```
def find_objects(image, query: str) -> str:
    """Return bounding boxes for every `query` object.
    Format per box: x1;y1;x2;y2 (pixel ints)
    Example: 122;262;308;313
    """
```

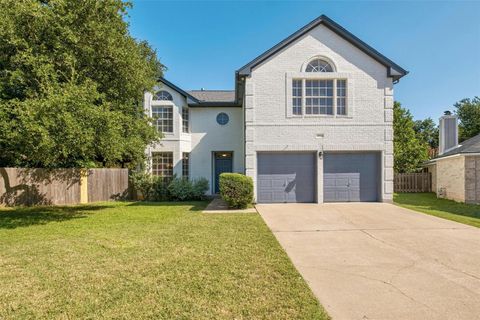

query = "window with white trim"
182;107;189;133
305;59;334;72
292;79;347;116
292;80;302;115
152;105;173;133
306;80;333;115
182;152;189;178
336;80;347;115
153;90;173;101
152;152;173;180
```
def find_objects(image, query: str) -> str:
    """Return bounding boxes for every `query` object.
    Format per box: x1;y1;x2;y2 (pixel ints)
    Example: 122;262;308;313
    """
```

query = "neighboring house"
143;14;408;203
425;114;480;204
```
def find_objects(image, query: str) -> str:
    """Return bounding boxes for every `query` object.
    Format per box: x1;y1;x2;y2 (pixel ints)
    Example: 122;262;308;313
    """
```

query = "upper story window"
216;112;229;125
336;80;347;115
153;90;173;101
182;107;189;133
291;56;346;117
305;59;334;72
152;105;173;133
292;80;302;115
306;80;333;115
292;79;347;116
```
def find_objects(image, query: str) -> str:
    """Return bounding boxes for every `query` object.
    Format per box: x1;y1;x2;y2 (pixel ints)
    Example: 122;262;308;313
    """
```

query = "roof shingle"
437;134;480;158
187;90;235;103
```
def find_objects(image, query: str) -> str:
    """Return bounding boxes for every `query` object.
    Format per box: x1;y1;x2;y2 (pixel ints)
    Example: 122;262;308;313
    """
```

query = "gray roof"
236;14;408;81
437;134;480;158
158;77;199;102
187;90;235;103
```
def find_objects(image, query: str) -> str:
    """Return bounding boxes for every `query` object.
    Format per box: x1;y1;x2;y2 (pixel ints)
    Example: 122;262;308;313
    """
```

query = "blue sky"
128;0;480;121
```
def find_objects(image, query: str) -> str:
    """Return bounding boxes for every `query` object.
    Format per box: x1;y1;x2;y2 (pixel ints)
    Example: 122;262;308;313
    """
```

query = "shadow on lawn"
0;205;113;229
127;201;208;212
395;193;480;219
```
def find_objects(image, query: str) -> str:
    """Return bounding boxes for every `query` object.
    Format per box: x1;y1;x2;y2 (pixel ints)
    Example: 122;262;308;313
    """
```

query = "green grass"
0;202;328;320
394;193;480;228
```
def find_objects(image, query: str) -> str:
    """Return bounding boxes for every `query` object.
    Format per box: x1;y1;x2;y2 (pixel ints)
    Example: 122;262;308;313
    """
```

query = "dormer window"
305;59;334;72
153;90;173;101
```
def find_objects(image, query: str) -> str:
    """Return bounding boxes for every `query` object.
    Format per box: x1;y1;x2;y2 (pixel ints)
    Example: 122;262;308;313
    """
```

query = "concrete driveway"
257;203;480;320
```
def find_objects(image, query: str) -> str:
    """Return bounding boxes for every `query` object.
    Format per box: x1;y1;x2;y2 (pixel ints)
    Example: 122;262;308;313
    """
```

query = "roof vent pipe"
438;113;459;155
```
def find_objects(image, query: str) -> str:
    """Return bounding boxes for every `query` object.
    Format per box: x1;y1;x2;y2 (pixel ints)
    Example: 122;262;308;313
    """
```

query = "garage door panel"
257;153;316;203
258;192;273;202
324;153;379;202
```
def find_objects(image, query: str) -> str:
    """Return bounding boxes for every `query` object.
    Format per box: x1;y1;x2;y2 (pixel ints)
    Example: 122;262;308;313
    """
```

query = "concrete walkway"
257;203;480;320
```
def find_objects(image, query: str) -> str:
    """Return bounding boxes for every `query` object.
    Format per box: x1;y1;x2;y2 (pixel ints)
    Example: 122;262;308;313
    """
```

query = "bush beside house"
130;172;208;201
219;173;254;209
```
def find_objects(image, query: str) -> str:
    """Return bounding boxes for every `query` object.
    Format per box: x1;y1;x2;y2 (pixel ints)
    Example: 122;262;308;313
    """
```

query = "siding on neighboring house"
435;156;466;202
426;163;437;192
244;23;393;202
465;156;480;204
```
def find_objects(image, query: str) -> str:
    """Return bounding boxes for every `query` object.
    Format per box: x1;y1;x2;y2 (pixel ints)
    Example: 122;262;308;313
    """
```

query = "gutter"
424;152;480;164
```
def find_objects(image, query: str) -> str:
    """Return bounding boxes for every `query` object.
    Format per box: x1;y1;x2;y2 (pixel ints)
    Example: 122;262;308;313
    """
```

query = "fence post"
79;169;88;204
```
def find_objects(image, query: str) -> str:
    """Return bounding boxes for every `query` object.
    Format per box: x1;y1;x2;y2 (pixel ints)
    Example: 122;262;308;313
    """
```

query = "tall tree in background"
414;118;439;150
393;102;429;173
454;97;480;142
0;0;163;168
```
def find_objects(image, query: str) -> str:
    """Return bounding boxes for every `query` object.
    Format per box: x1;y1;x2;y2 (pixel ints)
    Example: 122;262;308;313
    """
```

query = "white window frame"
151;152;174;180
153;90;173;101
182;107;189;133
151;104;173;133
285;72;354;118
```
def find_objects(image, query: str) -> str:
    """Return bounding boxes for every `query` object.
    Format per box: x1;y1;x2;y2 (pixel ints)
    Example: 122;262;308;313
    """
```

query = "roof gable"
158;77;199;103
236;15;408;81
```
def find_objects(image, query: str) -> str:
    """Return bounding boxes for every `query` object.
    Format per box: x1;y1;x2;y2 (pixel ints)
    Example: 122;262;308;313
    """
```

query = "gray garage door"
257;152;316;203
324;152;380;202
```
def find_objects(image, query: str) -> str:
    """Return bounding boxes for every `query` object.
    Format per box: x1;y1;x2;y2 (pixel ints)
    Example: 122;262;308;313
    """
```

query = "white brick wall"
245;24;394;202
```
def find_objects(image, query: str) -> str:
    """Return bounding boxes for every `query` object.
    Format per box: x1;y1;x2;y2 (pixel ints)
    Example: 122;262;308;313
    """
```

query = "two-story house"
143;14;407;203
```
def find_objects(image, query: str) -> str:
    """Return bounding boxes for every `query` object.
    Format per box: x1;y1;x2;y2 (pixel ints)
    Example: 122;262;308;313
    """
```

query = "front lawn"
0;202;328;319
394;193;480;228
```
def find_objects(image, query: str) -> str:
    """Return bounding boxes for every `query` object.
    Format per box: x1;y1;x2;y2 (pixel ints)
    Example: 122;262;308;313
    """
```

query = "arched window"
305;59;334;72
153;90;173;101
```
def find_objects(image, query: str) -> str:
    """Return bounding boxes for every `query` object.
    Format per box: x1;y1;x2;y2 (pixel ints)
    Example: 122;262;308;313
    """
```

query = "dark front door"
214;152;233;193
257;152;316;203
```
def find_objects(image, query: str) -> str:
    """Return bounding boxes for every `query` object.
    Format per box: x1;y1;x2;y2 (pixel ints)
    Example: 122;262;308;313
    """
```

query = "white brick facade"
144;15;405;202
244;24;394;202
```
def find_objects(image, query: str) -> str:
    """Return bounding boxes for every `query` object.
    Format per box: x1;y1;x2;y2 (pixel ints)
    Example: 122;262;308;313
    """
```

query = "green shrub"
168;177;209;201
149;176;169;201
168;177;193;201
130;171;209;202
129;171;153;200
219;173;253;209
191;178;209;200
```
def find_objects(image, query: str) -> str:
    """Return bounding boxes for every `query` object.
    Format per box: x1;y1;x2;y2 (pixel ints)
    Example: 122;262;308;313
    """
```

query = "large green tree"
393;102;429;173
0;0;163;168
454;97;480;142
414;118;439;150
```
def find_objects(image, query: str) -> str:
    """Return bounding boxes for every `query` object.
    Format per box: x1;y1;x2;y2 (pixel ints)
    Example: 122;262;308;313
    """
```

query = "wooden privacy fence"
0;168;129;206
394;172;432;193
